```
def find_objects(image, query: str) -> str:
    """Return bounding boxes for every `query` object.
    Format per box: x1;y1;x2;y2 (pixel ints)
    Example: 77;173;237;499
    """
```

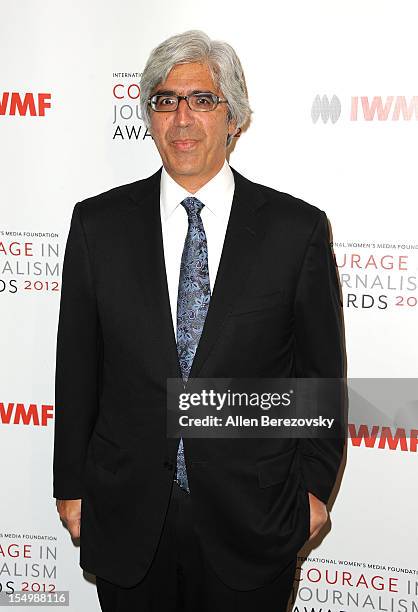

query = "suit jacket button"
163;460;174;471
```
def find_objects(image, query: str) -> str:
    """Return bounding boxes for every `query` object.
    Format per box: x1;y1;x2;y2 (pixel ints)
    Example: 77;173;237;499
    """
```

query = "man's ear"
227;118;239;138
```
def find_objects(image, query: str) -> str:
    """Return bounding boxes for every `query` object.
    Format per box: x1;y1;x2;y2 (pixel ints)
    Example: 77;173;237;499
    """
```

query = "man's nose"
174;98;194;126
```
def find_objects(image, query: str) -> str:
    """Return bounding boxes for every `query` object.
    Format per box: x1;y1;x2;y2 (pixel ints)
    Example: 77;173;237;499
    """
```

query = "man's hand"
56;499;81;539
307;492;328;541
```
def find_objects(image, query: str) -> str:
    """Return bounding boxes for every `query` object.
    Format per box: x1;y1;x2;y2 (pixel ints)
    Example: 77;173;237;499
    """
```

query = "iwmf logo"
0;92;52;116
312;95;418;123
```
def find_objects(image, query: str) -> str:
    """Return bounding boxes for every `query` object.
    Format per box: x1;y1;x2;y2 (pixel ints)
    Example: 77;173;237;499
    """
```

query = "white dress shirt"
160;159;235;340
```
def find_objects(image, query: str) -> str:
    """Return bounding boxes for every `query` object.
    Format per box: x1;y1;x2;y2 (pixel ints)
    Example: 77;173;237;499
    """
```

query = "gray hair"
140;30;252;146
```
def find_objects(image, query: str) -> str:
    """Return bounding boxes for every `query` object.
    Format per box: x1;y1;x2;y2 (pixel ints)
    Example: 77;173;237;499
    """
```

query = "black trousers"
96;481;297;612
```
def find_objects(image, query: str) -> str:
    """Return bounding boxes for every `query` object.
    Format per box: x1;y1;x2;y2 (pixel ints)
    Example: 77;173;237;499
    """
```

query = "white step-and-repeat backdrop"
1;1;417;609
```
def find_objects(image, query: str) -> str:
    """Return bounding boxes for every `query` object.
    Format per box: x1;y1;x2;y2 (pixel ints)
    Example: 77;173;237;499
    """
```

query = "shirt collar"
160;159;234;221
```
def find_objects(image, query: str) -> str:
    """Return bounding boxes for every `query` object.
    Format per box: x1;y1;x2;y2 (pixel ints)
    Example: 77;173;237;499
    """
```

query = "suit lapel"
127;166;267;381
127;169;182;380
188;167;267;379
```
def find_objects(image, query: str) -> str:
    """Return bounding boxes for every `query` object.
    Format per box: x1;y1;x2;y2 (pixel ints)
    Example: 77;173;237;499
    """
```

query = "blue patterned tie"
175;197;211;493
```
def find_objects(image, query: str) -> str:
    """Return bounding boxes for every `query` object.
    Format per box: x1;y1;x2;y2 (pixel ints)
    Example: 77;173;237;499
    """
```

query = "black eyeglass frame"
147;92;228;112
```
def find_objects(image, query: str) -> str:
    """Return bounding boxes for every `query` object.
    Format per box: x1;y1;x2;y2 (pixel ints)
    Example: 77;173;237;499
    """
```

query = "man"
54;30;345;611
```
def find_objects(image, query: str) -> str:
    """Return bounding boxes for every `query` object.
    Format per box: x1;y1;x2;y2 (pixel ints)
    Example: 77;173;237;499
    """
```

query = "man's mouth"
170;139;198;151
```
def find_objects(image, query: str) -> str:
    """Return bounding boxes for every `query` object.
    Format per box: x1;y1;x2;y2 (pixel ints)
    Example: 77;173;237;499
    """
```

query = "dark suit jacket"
53;166;345;590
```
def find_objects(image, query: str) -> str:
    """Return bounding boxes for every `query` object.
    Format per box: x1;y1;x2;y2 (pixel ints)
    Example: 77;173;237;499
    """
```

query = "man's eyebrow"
152;89;176;96
151;89;215;96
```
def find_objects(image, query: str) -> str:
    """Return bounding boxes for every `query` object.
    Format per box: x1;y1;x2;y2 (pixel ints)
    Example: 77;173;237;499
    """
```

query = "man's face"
148;62;236;191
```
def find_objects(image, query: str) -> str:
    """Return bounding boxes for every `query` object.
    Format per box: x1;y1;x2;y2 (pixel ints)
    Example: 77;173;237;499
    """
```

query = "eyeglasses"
148;92;228;112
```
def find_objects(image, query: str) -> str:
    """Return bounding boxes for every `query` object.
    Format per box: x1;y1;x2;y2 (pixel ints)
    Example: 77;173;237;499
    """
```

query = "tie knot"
181;196;204;218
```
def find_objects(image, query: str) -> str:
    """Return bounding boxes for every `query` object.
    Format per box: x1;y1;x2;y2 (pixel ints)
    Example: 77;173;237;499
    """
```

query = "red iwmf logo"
349;424;418;452
351;96;418;121
0;92;52;116
0;402;53;426
312;95;418;122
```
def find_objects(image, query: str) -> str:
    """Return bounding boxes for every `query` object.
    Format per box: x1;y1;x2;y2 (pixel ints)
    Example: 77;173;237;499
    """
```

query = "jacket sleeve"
53;201;101;500
294;209;346;504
